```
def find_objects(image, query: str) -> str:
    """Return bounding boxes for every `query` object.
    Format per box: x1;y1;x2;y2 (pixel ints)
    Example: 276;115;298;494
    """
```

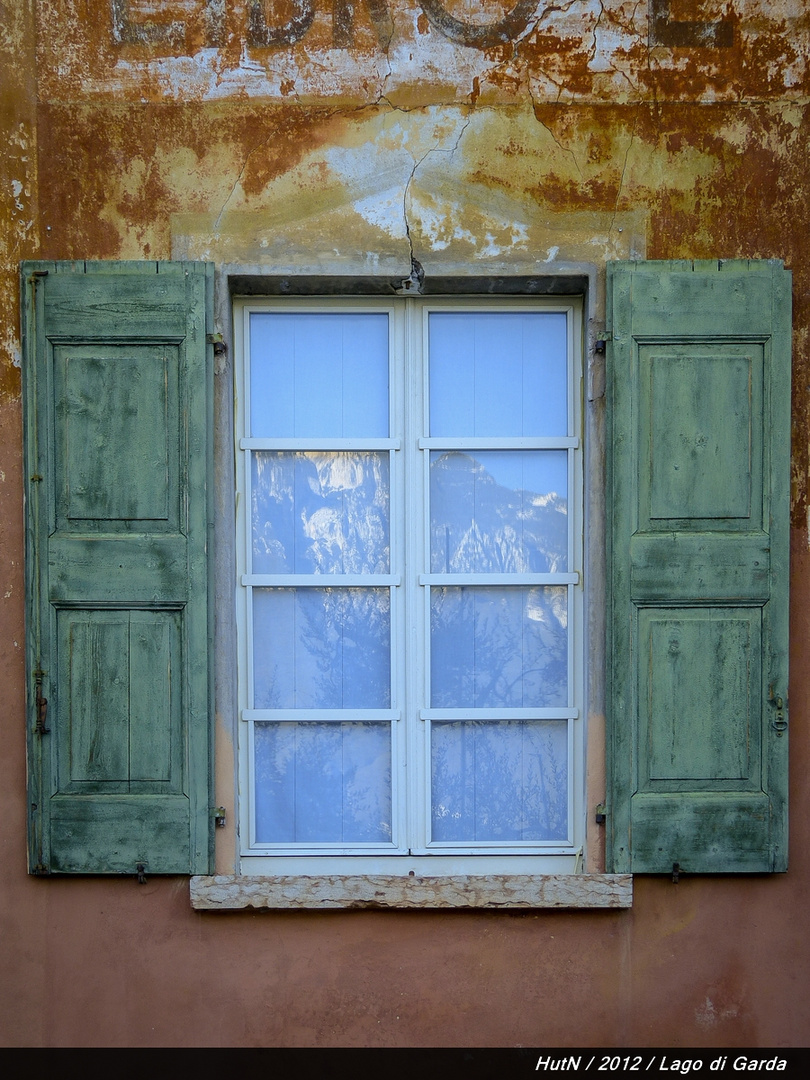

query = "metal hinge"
594;331;612;354
206;333;227;355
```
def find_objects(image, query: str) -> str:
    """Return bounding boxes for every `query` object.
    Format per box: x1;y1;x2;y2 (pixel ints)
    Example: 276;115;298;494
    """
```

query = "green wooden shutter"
606;259;791;874
22;261;214;875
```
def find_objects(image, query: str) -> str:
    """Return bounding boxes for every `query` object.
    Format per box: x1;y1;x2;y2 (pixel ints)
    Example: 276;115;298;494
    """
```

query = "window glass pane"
431;720;568;842
429;312;567;437
430;586;568;708
250;313;389;437
255;721;392;843
430;450;567;573
252;451;390;574
253;588;391;709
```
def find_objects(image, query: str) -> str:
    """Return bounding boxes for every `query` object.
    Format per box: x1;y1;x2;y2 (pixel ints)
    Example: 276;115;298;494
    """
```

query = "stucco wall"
1;0;809;1047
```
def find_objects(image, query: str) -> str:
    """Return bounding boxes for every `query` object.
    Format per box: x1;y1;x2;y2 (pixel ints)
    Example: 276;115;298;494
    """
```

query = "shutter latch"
34;669;49;735
769;692;788;737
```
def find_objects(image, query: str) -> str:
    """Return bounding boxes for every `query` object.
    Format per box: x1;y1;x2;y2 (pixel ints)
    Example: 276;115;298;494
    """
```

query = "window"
22;260;789;893
234;297;584;873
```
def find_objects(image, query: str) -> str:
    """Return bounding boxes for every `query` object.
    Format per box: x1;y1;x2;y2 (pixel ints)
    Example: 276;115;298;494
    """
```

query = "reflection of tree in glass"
431;721;568;842
431;587;567;708
430;452;567;574
297;588;391;709
252;452;389;574
254;722;392;844
253;588;391;710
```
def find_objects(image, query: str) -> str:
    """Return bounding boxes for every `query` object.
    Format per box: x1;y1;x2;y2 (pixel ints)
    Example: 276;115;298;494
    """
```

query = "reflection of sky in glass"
429;312;567;437
250;313;389;437
430;451;567;573
255;721;392;843
252;451;390;575
431;720;568;841
253;588;391;709
431;587;568;708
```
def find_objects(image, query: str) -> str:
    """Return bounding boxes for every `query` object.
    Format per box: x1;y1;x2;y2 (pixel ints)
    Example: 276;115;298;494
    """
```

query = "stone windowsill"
190;873;633;910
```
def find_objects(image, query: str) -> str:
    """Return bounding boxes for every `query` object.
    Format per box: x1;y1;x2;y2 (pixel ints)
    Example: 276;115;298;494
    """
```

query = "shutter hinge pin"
595;804;606;824
136;864;148;884
671;862;681;884
212;807;226;828
594;331;612;354
206;333;227;355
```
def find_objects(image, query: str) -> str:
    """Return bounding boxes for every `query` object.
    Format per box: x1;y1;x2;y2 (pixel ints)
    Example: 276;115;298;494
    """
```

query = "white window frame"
233;294;585;877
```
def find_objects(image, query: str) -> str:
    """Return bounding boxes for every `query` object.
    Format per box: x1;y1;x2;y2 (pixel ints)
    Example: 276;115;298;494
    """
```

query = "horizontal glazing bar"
245;844;401;853
242;438;401;450
243;575;401;587
244;709;401;722
420;573;577;586
419;437;578;450
423;843;577;852
421;708;577;721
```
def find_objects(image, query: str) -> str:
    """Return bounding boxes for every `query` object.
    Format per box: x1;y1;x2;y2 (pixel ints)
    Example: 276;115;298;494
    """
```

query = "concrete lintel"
190;873;633;910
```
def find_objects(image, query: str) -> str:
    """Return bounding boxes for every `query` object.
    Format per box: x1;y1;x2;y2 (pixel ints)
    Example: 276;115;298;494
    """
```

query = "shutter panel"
606;259;791;874
22;261;214;875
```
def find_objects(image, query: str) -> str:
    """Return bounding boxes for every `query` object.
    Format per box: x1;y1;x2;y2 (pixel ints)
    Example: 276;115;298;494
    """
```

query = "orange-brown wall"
2;0;809;1047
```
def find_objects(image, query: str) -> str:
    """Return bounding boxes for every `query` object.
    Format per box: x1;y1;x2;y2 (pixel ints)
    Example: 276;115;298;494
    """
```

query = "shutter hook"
136;864;148;885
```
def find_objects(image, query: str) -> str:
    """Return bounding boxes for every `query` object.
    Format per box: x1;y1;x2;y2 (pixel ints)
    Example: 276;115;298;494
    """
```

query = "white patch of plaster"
3;330;22;369
544;246;560;262
479;224;529;257
352;191;409;240
695;996;741;1028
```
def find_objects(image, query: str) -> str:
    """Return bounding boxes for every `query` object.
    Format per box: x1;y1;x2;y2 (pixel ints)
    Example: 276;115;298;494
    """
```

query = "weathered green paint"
606;260;791;875
22;260;214;875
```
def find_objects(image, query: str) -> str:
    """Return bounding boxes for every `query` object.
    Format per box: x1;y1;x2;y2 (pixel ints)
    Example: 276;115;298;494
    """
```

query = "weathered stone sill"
190;874;633;910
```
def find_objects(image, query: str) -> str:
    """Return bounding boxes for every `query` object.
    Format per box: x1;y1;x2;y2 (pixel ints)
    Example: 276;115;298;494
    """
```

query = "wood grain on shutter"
22;261;213;875
606;260;791;874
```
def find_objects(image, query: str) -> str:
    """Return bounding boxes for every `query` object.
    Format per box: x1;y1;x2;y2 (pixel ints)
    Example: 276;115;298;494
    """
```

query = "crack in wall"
402;111;472;265
529;93;585;179
608;109;638;240
213;136;269;233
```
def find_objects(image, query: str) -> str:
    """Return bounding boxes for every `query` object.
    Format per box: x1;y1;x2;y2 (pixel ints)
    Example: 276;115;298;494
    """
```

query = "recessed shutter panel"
22;261;214;875
607;260;791;874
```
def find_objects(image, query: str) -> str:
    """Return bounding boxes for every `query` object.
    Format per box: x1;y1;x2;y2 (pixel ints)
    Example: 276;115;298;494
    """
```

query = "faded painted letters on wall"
37;0;798;104
109;0;733;52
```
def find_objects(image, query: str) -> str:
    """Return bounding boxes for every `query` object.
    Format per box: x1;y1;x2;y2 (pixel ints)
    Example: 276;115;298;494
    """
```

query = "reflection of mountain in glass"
430;451;567;573
429;452;569;708
252;451;390;575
